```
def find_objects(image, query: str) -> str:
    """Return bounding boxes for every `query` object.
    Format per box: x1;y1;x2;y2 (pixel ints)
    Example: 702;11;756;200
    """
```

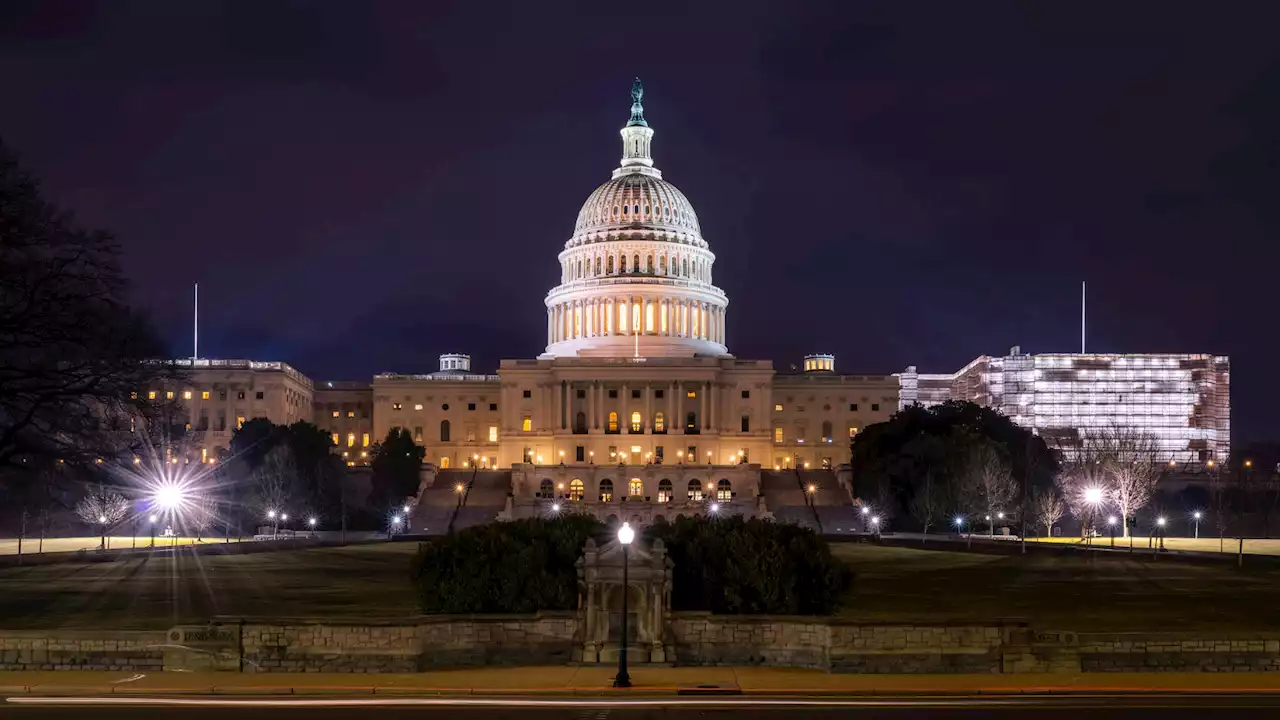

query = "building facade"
898;347;1231;463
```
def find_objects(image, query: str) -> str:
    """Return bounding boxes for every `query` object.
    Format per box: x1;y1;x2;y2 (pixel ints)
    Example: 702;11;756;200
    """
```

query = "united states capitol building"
165;83;1230;530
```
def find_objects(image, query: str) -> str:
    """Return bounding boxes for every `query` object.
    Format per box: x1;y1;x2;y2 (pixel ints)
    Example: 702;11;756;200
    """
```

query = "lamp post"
267;510;278;540
1083;487;1104;551
870;516;881;538
308;517;317;536
1193;511;1201;540
613;521;635;688
149;515;157;548
390;515;402;539
1156;516;1166;553
1107;516;1117;548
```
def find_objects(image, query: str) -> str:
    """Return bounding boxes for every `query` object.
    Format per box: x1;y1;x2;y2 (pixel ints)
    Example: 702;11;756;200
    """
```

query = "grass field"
0;542;421;629
1023;535;1280;556
0;536;246;556
834;543;1280;631
4;540;1280;632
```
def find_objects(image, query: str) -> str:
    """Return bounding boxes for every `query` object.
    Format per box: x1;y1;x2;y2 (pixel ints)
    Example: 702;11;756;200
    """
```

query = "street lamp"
551;502;561;514
1107;516;1117;547
709;502;720;514
267;510;279;539
308;517;317;531
870;516;881;537
149;514;157;548
1083;487;1104;548
1193;511;1202;540
614;522;635;688
954;516;964;531
1156;516;1167;553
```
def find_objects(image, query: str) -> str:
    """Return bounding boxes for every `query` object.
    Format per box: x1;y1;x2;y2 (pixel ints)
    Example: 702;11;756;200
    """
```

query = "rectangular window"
347;433;356;447
632;389;641;399
347;410;355;418
576;445;585;462
466;427;475;442
131;391;138;400
523;446;533;462
849;427;859;438
362;432;370;447
655;446;664;462
148;391;156;400
609;445;618;460
490;403;498;411
393;402;403;411
183;390;192;400
414;403;423;411
849;403;858;411
332;432;340;445
219;391;227;400
523;389;532;399
576;389;586;399
522;416;532;432
414;426;423;442
775;427;784;443
468;403;476;411
741;416;750;432
741;390;750;399
655;389;664;399
166;391;175;400
871;403;880;412
218;413;226;431
608;389;618;399
822;457;832;470
332;410;340;418
687;391;696;398
687;446;697;461
489;426;498;442
256;391;264;400
237;391;246;400
201;391;210;400
236;415;246;429
774;403;783;411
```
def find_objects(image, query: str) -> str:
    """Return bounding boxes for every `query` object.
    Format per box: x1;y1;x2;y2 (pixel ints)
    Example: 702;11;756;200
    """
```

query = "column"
699;382;707;431
668;380;678;434
551;381;560;432
708;381;716;430
587;380;596;432
542;382;553;431
547;309;554;344
560;380;568;430
645;383;653;432
595;382;603;429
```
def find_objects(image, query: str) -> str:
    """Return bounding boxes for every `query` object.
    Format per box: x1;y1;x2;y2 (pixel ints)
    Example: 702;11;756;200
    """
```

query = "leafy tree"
368;427;425;512
850;401;1055;528
0;141;178;471
74;484;129;549
225;419;343;526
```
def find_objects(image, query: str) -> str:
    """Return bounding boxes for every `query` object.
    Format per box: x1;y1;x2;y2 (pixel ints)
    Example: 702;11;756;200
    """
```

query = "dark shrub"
411;515;603;614
648;515;852;615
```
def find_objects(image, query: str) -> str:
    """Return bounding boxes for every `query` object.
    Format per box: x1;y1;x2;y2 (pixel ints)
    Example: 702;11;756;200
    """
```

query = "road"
5;695;1280;718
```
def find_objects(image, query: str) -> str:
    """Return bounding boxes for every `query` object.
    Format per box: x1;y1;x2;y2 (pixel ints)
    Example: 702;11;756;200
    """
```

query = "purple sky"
2;1;1277;440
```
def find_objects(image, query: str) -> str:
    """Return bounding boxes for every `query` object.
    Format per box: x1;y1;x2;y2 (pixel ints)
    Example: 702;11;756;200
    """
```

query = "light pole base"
612;673;632;688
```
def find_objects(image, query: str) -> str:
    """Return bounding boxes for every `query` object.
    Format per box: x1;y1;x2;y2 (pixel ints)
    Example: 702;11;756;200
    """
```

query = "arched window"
622;204;629;215
687;479;703;502
630;411;642;433
577;260;582;278
660;256;667;275
575;411;587;434
607;256;614;274
645;301;654;332
716;479;732;502
686;411;697;432
569;478;584;501
633;204;639;215
440;456;450;468
599;479;614;502
629;478;643;496
633;254;640;271
654;412;665;433
692;260;698;278
658;479;672;503
682;258;689;276
608;411;619;433
821;420;833;442
539;478;554;498
620;255;627;273
440;419;450;442
647;255;654;273
595;257;601;275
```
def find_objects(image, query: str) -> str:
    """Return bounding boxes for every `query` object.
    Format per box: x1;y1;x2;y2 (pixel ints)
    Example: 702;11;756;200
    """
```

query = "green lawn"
834;542;1280;631
0;543;421;630
6;539;1280;632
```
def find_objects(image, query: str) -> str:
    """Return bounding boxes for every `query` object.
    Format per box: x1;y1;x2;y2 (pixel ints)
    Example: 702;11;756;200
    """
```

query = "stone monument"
575;535;673;663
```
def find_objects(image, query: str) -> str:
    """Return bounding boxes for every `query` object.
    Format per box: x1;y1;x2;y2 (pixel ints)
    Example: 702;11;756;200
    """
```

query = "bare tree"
0;143;178;471
908;470;948;540
188;495;217;541
1207;464;1235;554
251;445;295;522
1085;426;1162;538
73;485;129;549
961;442;1018;537
1034;488;1066;539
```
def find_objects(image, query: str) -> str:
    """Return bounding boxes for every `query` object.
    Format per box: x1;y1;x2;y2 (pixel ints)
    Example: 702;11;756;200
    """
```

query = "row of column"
547;297;725;346
546;379;718;432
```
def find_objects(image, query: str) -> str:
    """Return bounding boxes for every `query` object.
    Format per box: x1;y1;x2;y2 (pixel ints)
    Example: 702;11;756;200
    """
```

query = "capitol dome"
543;80;729;359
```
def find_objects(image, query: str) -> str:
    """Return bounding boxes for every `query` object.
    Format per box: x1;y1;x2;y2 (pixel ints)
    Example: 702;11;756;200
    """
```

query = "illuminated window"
236;416;245;429
687;480;703;502
237;391;245;400
347;410;355;418
201;448;208;464
658;479;672;503
849;427;859;438
608;412;619;433
599;479;614;502
414;403;423;411
202;391;211;400
332;410;340;418
440;457;450;469
654;412;665;433
821;421;833;442
489;426;498;442
630;411;642;433
130;391;138;400
183;390;192;400
775;427;784;443
393;403;403;411
148;391;156;400
569;479;584;501
687;390;696;399
362;433;370;447
346;433;355;447
332;432;340;445
629;478;643;496
166;391;175;400
522;416;532;432
774;403;783;412
716;479;732;502
645;302;654;332
415;426;424;441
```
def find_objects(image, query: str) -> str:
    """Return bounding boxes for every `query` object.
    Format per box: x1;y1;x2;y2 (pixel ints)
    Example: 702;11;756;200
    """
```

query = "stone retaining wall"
1079;633;1280;673
0;630;165;671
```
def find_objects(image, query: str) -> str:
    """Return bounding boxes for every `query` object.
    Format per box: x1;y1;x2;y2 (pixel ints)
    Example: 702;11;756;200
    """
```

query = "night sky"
2;2;1277;440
